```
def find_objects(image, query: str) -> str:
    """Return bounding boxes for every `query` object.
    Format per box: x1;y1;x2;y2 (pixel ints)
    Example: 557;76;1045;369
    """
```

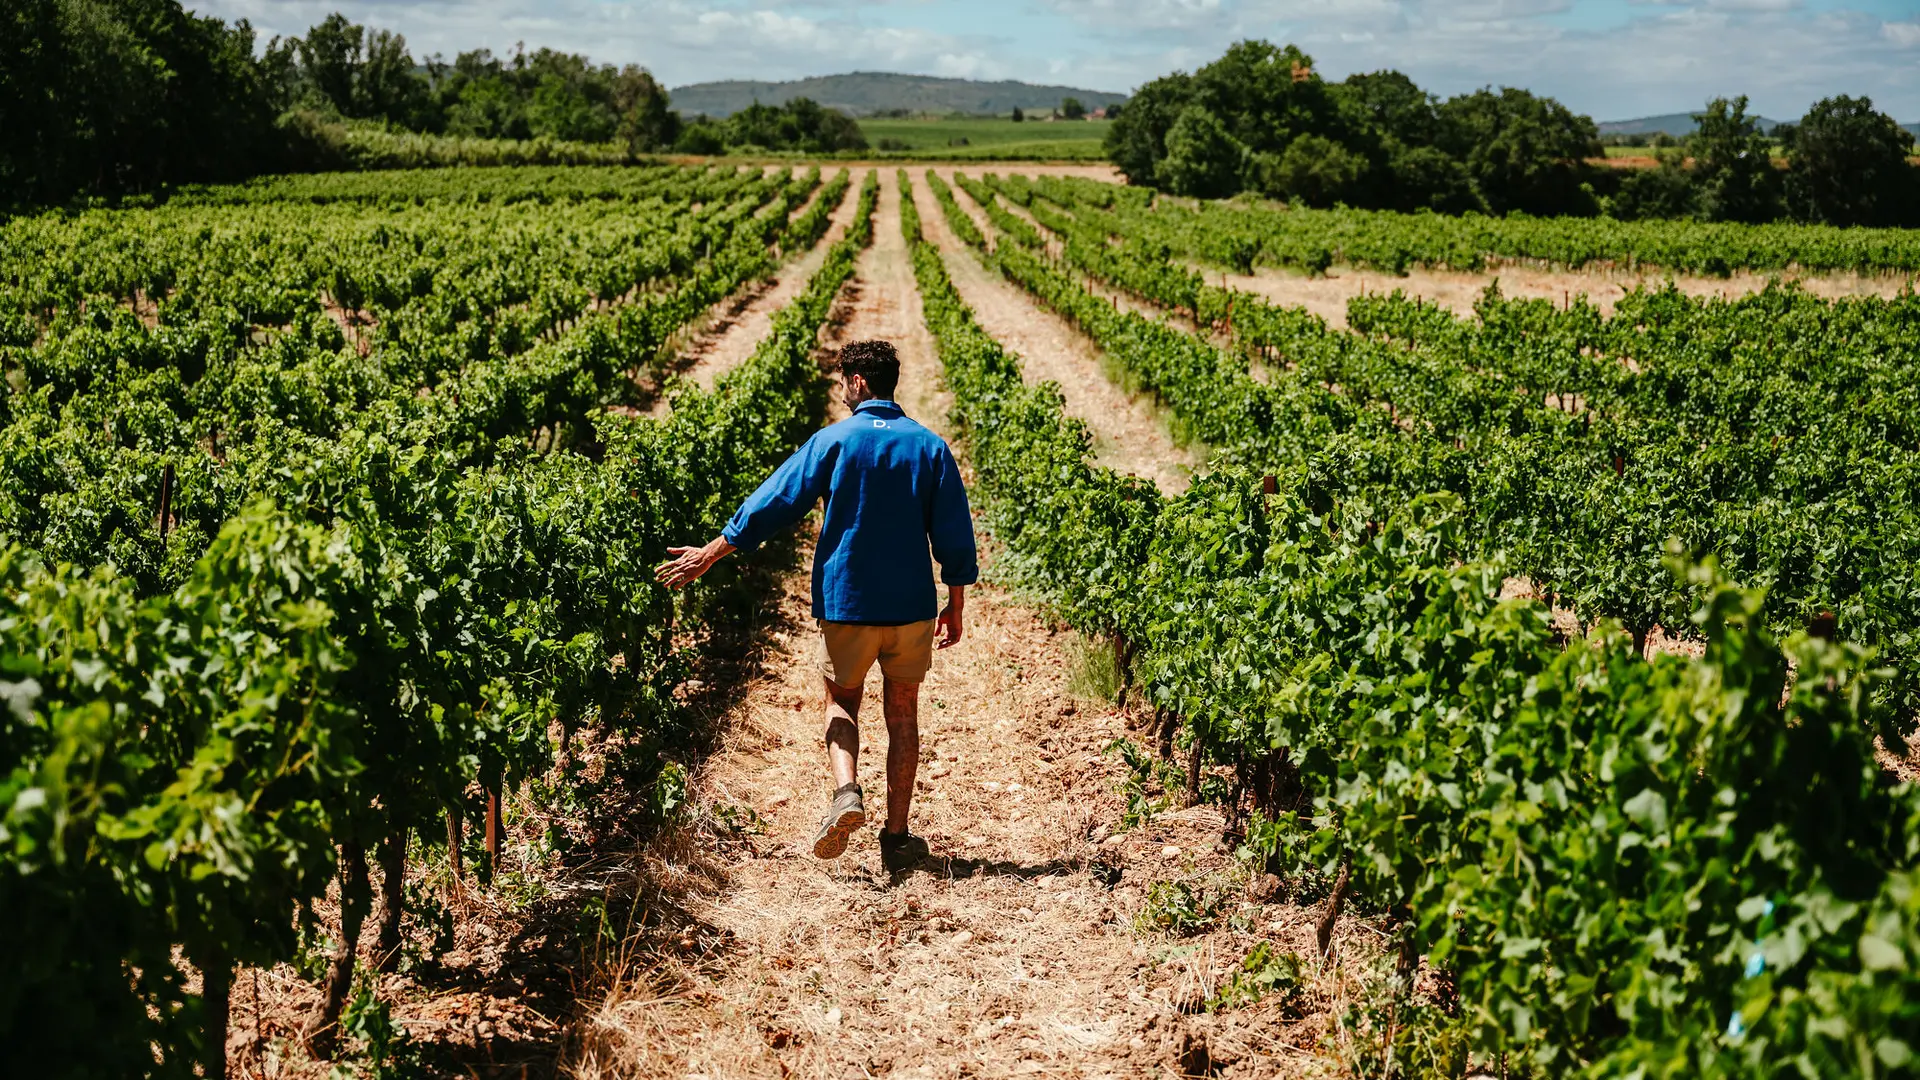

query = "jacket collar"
854;398;904;418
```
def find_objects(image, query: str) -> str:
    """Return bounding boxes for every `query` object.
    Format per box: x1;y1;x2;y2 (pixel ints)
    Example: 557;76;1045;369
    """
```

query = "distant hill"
1602;112;1920;140
668;72;1127;118
1598;112;1783;136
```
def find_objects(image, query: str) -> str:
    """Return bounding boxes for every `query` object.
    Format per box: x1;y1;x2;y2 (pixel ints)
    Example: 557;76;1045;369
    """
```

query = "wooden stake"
444;803;465;900
1316;854;1353;958
485;788;502;869
157;463;174;540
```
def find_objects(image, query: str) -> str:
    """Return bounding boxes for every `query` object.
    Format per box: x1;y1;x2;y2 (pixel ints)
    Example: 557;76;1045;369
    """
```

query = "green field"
857;117;1111;160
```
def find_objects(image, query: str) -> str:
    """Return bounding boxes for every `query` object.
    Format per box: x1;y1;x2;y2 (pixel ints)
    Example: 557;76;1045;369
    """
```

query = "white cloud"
1885;20;1920;48
1700;0;1801;11
199;0;1022;86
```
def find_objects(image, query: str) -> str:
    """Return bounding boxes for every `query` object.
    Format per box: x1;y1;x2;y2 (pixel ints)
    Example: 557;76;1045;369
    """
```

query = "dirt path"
1218;261;1919;328
921;173;1201;495
834;172;949;426
568;171;1350;1080
652;180;861;407
982;185;1239;349
952;170;1915;326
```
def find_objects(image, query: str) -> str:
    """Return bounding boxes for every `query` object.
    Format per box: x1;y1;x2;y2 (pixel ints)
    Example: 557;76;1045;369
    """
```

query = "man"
655;340;977;873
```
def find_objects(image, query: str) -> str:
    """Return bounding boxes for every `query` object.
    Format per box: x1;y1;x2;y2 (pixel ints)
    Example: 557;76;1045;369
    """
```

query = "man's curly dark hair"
837;339;900;399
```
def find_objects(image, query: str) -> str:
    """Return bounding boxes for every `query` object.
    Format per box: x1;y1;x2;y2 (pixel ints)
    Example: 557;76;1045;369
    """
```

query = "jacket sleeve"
928;444;979;587
721;434;832;552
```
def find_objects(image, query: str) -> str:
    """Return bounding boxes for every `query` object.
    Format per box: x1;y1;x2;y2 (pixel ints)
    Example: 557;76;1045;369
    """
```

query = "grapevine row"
0;168;878;1075
1022;173;1920;275
963;171;1920;726
909;168;1920;1077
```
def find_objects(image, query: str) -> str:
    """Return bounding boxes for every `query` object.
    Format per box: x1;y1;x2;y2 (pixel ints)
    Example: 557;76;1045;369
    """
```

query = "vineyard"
6;154;1920;1079
0;162;878;1076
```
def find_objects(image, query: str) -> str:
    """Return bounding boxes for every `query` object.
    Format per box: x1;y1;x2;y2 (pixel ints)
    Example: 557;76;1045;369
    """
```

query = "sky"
193;0;1920;121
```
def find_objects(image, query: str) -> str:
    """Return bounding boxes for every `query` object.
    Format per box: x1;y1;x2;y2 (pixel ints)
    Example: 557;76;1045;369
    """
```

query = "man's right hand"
655;537;734;590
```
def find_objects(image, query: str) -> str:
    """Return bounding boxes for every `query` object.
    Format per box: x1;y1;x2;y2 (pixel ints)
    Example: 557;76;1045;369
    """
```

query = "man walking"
655;340;977;873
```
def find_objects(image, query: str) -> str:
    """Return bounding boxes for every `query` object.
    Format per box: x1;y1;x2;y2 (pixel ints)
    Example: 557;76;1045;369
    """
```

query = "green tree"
724;99;865;153
0;0;279;203
1331;70;1446;208
1061;96;1086;120
1011;105;1025;122
1253;133;1368;206
1104;72;1192;185
612;66;678;154
1154;105;1243;198
296;13;361;115
289;15;430;128
356;28;429;127
1101;41;1607;215
1188;40;1344;158
673;120;726;155
1608;151;1698;220
1436;87;1601;214
445;76;523;138
1786;95;1917;227
1335;70;1439;149
526;72;613;141
1386;144;1482;213
1687;95;1780;222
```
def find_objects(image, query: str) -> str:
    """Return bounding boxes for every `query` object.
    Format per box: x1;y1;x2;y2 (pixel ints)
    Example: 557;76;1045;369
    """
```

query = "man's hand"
935;586;966;649
655;537;734;590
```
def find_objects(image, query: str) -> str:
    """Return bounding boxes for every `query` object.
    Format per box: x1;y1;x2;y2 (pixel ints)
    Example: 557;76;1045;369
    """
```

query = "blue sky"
197;0;1920;120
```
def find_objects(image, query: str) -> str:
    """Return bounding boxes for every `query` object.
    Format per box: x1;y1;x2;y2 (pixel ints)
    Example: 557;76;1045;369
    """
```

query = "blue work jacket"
722;399;978;624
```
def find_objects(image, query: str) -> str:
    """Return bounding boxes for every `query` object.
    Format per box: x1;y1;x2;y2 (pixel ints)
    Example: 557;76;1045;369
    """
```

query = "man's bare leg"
825;678;863;787
813;677;869;860
881;677;920;834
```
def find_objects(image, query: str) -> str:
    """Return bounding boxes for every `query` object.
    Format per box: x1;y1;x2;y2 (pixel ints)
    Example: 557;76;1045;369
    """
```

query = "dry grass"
558;552;1386;1080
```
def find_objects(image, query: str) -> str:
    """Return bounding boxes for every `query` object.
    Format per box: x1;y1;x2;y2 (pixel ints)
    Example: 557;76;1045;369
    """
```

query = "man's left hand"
935;591;965;649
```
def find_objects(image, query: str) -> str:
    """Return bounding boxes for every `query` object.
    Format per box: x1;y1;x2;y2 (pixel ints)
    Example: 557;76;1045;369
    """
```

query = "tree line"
1107;40;1920;228
0;0;867;205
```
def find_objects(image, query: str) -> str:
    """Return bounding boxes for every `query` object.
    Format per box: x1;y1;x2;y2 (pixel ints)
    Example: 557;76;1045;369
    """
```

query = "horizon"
658;72;1917;125
193;1;1920;121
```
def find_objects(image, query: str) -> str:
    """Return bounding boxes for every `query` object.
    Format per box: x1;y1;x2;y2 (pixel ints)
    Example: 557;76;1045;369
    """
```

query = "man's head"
837;340;899;407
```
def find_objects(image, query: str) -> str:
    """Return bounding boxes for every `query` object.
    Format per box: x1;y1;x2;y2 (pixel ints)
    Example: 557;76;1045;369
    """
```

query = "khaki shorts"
820;619;936;687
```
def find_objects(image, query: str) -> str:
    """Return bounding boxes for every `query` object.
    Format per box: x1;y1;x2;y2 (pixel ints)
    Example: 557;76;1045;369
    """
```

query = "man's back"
721;398;976;624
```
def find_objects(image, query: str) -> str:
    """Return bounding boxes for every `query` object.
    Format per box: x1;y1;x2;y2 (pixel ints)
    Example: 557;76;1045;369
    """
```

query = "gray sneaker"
812;783;866;859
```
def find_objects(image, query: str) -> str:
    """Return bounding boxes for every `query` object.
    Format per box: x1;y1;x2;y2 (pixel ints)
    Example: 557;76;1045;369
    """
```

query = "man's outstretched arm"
655;436;828;590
